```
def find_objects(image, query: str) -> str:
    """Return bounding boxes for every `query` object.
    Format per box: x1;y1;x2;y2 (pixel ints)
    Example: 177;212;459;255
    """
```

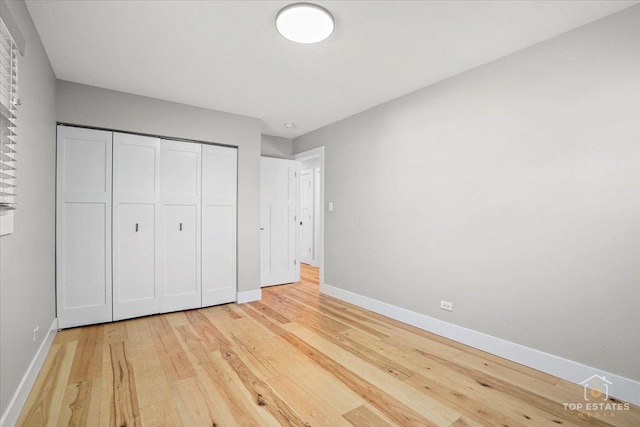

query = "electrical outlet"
440;300;453;312
33;326;39;341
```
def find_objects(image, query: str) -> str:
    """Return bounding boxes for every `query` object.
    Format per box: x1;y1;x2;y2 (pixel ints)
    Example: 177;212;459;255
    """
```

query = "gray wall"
294;6;640;381
0;0;57;416
56;81;262;293
261;134;293;159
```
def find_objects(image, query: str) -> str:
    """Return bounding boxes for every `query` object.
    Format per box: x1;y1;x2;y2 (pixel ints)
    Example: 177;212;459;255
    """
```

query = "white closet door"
201;145;237;307
56;126;113;329
160;140;201;313
113;133;161;320
260;157;297;286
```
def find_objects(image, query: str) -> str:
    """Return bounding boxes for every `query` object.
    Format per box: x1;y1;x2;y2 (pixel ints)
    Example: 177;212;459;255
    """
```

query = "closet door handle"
135;223;139;232
179;223;183;231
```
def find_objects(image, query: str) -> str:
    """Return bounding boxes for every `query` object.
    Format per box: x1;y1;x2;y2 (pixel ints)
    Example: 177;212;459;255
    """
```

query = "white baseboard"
236;289;262;304
1;318;58;427
321;283;640;406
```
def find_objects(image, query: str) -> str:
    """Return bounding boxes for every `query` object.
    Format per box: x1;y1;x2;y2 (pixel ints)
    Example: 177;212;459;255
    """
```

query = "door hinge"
294;259;297;265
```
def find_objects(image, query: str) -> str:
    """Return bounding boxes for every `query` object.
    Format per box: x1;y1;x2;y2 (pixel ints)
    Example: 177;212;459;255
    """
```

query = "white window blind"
0;17;18;214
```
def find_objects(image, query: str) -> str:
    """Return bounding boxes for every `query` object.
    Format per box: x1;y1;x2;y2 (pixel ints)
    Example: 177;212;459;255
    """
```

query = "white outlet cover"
440;300;453;311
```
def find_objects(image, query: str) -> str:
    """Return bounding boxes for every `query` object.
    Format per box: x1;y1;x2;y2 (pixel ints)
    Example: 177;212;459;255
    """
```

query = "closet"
56;125;237;329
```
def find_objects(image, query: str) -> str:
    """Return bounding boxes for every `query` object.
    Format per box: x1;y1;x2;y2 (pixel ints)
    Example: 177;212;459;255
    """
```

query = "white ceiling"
26;0;638;138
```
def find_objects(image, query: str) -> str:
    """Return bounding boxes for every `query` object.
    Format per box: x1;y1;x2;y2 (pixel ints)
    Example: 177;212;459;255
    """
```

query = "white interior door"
160;140;201;313
113;132;161;320
56;126;113;329
313;167;321;267
261;157;296;286
202;145;237;306
299;169;314;265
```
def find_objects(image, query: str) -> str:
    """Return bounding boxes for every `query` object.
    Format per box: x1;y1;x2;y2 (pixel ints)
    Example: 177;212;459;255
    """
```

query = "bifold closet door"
202;145;237;306
113;133;161;321
56;126;113;329
160;140;201;312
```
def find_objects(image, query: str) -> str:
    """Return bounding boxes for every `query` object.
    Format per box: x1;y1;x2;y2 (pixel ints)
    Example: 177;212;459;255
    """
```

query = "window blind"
0;17;18;213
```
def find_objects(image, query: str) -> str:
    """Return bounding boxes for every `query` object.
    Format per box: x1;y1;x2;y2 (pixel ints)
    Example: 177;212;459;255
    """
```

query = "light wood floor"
18;264;639;426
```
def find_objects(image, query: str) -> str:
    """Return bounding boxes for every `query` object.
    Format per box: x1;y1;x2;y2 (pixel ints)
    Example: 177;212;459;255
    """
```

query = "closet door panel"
116;204;156;303
62;203;107;309
164;148;198;197
113;132;161;321
62;137;108;193
202;205;234;301
202;145;237;307
117;144;157;194
56;126;112;329
160;140;201;312
164;205;198;296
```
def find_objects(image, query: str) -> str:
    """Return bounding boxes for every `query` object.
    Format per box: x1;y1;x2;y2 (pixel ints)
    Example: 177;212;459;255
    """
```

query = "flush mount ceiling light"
283;123;297;128
276;3;335;44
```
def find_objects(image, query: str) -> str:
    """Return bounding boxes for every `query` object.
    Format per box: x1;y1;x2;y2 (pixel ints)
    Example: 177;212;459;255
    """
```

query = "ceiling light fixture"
284;123;297;128
276;3;335;44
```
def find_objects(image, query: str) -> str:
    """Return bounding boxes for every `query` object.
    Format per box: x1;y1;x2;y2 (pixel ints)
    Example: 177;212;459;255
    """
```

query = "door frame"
293;147;325;285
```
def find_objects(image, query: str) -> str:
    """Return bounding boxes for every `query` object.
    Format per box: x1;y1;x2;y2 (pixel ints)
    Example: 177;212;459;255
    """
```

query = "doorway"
293;147;325;285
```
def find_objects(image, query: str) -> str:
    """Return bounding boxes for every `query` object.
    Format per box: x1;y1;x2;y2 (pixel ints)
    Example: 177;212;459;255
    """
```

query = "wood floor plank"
449;415;488;427
176;317;270;426
343;404;396;427
17;342;77;427
239;303;289;336
298;321;414;381
55;379;102;427
286;322;464;425
339;297;561;387
17;264;638;426
109;341;141;427
184;309;224;352
192;362;265;426
404;372;532;427
280;329;450;426
139;400;184;427
339;327;513;407
51;328;80;345
147;315;196;383
229;333;284;380
267;374;352;427
126;318;172;410
67;324;103;385
205;323;311;426
416;351;612;427
237;334;367;415
171;377;221;427
246;300;292;324
99;333;115;426
283;289;390;339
